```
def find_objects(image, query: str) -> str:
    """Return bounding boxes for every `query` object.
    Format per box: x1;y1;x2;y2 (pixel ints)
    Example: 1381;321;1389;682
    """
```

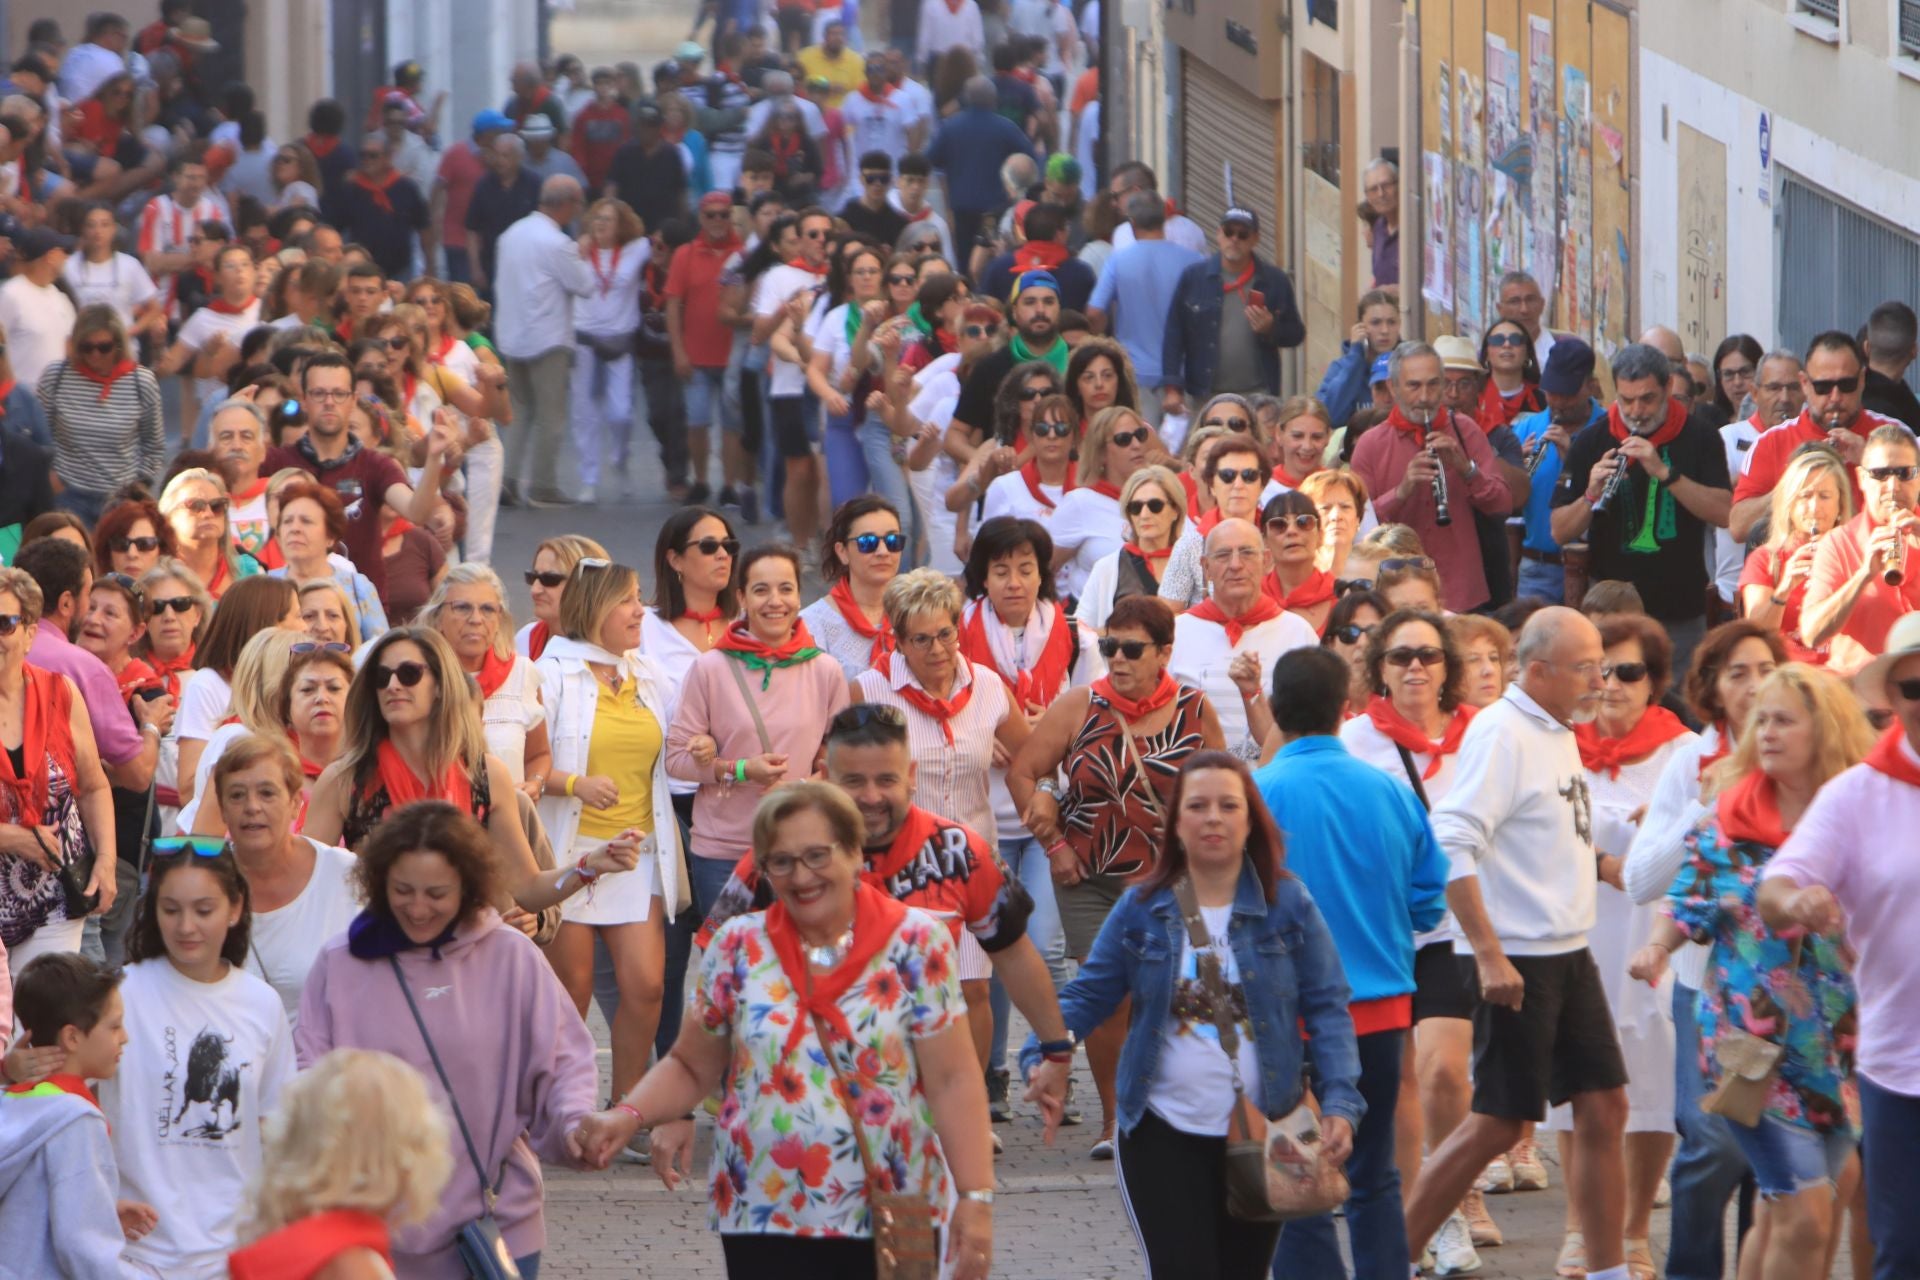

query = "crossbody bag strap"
1110;706;1165;824
722;654;776;755
809;1002;934;1199
1393;744;1433;812
389;956;504;1207
1171;876;1246;1069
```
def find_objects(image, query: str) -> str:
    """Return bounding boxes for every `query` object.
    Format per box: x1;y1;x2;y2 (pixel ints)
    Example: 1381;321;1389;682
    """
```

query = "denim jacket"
1021;861;1365;1136
1161;254;1305;401
1315;340;1378;427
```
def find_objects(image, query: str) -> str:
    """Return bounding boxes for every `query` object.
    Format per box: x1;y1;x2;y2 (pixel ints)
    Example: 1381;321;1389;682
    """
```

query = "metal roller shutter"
1777;172;1920;401
1180;54;1279;242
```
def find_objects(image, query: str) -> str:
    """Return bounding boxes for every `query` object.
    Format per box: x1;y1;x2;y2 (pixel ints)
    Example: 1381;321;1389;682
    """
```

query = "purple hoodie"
295;909;598;1278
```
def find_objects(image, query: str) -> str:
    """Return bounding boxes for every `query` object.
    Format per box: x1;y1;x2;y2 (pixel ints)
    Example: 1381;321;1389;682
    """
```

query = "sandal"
1555;1230;1587;1279
1625;1237;1655;1280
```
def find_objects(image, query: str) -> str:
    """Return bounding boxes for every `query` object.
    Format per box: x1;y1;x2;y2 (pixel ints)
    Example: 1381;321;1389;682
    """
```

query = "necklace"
805;924;856;969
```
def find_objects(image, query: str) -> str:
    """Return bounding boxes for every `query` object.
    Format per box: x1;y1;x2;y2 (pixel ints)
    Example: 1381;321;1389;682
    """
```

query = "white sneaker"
1475;1153;1514;1193
1508;1138;1549;1191
1430;1211;1484;1276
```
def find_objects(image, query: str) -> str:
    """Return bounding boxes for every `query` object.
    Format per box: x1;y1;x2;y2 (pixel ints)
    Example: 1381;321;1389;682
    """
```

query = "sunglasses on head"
182;497;230;516
832;703;908;734
1378;556;1435;574
374;659;429;688
1031;418;1074;439
1097;637;1155;660
1202;416;1252;432
683;536;740;557
1866;465;1919;482
1484;332;1529;348
1111;428;1150;448
850;531;904;554
1603;661;1649;683
1383;645;1446;668
110;535;161;553
1213;467;1262;486
525;569;567;589
1809;375;1861;396
149;835;230;860
291;640;352;655
148;595;196;615
0;613;24;636
1265;512;1320;531
1328;622;1372;645
78;339;117;356
1893;676;1920;703
1127;497;1169;516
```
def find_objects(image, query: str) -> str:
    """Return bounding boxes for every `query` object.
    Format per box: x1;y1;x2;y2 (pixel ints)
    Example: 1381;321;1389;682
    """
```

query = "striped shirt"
37;360;165;494
856;656;1011;844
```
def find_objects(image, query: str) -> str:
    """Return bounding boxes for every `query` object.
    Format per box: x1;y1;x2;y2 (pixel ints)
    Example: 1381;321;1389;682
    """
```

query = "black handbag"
46;827;98;919
390;957;522;1280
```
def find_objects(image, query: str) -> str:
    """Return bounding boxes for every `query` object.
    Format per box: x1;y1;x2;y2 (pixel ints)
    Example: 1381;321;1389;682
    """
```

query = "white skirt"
558;832;661;926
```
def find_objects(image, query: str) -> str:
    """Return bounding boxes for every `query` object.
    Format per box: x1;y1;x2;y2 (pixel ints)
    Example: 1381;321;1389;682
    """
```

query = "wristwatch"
960;1189;995;1206
1035;778;1059;799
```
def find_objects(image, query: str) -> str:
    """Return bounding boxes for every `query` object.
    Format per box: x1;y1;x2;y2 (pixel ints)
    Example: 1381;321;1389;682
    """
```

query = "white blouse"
480;653;546;785
856;656;1010;844
1050;487;1123;599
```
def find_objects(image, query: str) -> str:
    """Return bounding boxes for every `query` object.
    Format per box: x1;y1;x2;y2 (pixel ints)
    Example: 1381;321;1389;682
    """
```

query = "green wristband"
735;758;748;783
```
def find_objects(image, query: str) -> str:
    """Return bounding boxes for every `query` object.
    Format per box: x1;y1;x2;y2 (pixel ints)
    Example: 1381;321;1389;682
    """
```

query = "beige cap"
1434;335;1483;373
1853;611;1920;710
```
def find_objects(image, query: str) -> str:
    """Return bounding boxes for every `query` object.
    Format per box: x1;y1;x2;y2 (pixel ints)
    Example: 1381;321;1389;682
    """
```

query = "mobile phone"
136;685;167;703
1247;289;1266;309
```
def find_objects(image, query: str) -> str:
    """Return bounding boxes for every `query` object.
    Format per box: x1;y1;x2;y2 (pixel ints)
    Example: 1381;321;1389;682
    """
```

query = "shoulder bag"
1700;936;1800;1127
1171;875;1350;1223
1393;744;1433;813
810;1005;939;1280
390;956;523;1280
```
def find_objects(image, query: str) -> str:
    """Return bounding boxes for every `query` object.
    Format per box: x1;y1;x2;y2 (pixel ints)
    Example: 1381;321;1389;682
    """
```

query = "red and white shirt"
137;191;233;316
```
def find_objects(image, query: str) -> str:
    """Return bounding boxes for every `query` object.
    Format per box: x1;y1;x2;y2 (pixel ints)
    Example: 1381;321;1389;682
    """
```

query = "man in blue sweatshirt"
1253;646;1449;1280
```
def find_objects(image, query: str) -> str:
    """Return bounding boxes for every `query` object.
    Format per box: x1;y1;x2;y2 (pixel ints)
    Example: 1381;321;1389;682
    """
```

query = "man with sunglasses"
1160;207;1303;418
1800;424;1920;674
154;243;259;410
318;133;429;282
838;149;909;246
1730;330;1906;542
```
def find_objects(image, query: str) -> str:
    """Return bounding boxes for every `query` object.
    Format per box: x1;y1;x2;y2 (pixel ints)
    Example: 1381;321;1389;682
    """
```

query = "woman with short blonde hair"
1076;463;1185;633
1299;466;1374;574
1741;448;1852;665
159;466;254;599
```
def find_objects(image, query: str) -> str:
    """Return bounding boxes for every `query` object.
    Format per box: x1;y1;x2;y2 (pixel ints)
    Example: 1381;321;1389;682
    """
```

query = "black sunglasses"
1097;637;1155;660
0;613;23;636
111;535;162;553
862;171;890;185
1602;661;1649;683
1214;467;1263;486
1202;416;1252;432
682;536;740;557
1809;376;1861;396
1220;225;1252;240
850;531;904;554
1333;578;1374;597
1383;646;1446;668
1031;419;1074;440
1126;498;1169;516
887;273;917;286
384;336;411;351
525;569;568;588
182;497;230;516
832;703;907;733
1017;385;1057;400
374;660;429;688
1328;622;1373;645
148;596;197;615
1866;465;1918;482
1111;428;1150;448
964;323;1001;340
78;339;118;356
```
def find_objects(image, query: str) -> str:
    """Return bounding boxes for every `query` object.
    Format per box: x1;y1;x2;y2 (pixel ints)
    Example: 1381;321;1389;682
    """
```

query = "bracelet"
612;1102;644;1125
572;863;600;886
1771;594;1790;606
734;757;748;783
563;774;576;798
959;1189;995;1206
1045;840;1073;859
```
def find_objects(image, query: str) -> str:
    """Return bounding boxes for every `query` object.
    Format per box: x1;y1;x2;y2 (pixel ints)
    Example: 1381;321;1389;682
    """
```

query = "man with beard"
1511;338;1606;603
952;269;1066;442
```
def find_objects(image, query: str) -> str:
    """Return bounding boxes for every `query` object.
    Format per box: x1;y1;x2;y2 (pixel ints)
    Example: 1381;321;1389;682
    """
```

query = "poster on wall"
1423;150;1454;312
1454;66;1485;341
1485;35;1528;290
1560;64;1592;340
1525;16;1558;320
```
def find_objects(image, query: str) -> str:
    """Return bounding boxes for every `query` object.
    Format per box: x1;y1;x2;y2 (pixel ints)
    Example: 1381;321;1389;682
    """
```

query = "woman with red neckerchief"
571;200;651;501
1740;448;1849;666
421;564;549;801
1258;490;1338;634
979;387;1075;537
1543;612;1696;1280
1076;464;1185;634
1475;319;1544;430
1156;436;1267;609
799;496;903;681
1049;405;1156;601
514;534;607;661
1009;593;1226;1159
951;361;1066;523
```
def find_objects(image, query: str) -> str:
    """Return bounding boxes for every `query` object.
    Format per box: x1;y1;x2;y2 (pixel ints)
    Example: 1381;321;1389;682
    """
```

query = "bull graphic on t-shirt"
1559;773;1594;850
175;1027;246;1140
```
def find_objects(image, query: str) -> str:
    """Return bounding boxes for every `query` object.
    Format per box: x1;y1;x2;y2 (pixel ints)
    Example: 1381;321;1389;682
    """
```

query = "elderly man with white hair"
1167;517;1317;759
494;175;594;508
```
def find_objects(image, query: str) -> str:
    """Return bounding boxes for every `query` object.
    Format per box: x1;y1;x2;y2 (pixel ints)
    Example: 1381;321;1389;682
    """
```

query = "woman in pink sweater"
295;802;599;1280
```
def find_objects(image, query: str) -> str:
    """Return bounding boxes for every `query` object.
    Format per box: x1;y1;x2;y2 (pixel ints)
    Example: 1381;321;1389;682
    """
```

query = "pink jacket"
1351;409;1515;613
294;910;597;1279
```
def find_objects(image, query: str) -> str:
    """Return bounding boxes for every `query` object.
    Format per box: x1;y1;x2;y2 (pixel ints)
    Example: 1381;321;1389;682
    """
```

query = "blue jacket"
1162;254;1305;401
1252;736;1448;1005
1020;860;1365;1135
2;383;48;447
1511;397;1606;553
1315;340;1382;427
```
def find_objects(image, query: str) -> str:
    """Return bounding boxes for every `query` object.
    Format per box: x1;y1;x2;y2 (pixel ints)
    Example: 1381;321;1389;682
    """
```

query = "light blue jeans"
859;418;918;568
1515;553;1566;603
988;834;1068;1072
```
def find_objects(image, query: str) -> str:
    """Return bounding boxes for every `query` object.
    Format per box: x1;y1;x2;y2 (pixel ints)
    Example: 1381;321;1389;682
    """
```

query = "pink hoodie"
295;909;598;1278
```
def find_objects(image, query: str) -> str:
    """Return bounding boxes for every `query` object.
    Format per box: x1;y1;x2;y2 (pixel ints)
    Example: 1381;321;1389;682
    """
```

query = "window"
1776;172;1920;405
1899;0;1920;59
1799;0;1840;19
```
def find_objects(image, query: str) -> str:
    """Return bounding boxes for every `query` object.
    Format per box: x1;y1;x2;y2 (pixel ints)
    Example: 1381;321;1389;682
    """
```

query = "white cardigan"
535;637;688;919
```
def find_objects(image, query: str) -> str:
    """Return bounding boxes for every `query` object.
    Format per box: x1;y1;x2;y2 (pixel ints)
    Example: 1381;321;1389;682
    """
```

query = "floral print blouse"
1665;816;1859;1134
692;907;963;1237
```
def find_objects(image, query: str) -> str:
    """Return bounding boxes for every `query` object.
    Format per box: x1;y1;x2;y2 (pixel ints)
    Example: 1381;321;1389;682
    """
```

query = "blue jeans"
1666;981;1752;1280
515;1253;539;1279
1274;1028;1407;1280
1860;1073;1920;1280
824;409;869;507
988;835;1069;1073
1515;553;1566;603
1728;1111;1855;1200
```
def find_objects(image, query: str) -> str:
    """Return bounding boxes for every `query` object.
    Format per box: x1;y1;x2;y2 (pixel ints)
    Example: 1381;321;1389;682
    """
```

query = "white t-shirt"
1341;712;1462;949
481;653;546;784
98;960;295;1279
1145;902;1263;1136
228;482;271;560
0;276;77;391
1168;609;1319;759
576;239;650;338
64;252;160;326
1712;416;1762;603
981;469;1063;526
175;721;250;834
1074;550;1123;632
244;840;359;1024
641;607;705;798
176;299;264;406
755;263;829;398
175;669;234;745
841;90;915;163
1050;487;1124;599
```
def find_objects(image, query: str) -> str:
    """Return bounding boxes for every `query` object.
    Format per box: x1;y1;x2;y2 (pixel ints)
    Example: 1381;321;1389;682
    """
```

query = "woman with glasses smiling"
1158;437;1276;610
1076;463;1186;634
800;496;904;680
421;563;550;800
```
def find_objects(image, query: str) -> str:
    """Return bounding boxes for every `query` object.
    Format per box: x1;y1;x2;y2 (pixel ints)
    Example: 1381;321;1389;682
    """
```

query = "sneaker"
1475;1153;1514;1194
1460;1188;1503;1248
990;1130;1004;1155
617;1127;651;1165
1059;1078;1083;1126
1430;1211;1484;1276
499;482;522;510
1508;1137;1549;1191
686;481;713;505
739;486;761;525
719;485;740;510
986;1068;1011;1123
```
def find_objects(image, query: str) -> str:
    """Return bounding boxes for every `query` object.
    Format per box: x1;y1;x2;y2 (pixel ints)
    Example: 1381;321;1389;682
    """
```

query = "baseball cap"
676;40;706;64
1540;337;1596;397
1221;207;1259;234
1369;353;1393;385
519;115;555;139
471;108;513;136
14;226;75;259
1434;335;1482;374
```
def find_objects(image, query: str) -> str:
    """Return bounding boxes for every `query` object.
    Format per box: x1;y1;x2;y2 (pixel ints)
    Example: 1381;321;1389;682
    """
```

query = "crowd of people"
0;4;1916;1280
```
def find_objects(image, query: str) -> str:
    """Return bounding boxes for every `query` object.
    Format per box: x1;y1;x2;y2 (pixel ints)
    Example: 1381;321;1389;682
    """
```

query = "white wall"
1638;47;1920;344
385;0;543;147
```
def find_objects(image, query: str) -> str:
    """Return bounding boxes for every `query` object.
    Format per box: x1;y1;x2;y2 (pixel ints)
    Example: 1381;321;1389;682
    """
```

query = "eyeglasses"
149;835;230;860
1111;428;1150;448
1097;637;1155;660
1602;661;1649;683
1220;225;1252;241
1265;512;1321;531
1719;364;1756;381
384;336;411;351
445;601;501;619
1127;497;1168;516
181;497;230;516
1207;546;1261;564
850;531;904;554
761;846;838;879
307;387;353;401
1893;676;1920;702
148;596;197;615
887;273;917;286
291;640;352;655
903;625;959;651
78;339;117;356
832;703;907;733
1378;557;1436;574
0;613;24;636
1383;646;1446;668
110;535;161;553
1032;419;1074;439
800;228;828;240
1328;622;1372;645
683;536;741;557
1214;467;1262;486
1865;465;1918;482
374;660;429;688
963;323;1000;340
1809;376;1861;395
1484;332;1529;349
1202;416;1252;432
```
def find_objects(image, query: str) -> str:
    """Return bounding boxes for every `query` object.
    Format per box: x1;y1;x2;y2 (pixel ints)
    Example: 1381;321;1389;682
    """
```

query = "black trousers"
640;354;689;487
1116;1109;1284;1278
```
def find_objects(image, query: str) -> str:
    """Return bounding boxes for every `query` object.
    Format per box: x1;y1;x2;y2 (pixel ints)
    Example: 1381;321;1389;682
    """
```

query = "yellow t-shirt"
577;677;661;838
796;46;865;109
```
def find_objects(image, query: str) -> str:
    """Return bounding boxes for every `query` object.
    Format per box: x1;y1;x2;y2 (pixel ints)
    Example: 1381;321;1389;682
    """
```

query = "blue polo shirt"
1251;735;1448;1008
926;109;1036;215
1511;397;1606;554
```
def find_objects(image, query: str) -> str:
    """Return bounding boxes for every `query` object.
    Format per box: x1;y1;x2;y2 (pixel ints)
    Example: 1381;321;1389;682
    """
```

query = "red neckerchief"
694;231;745;262
1092;671;1177;720
368;739;472;814
1270;464;1313;489
1086;479;1122;500
527;620;552;660
1122;542;1171;564
763;879;909;1059
351;169;403;214
1863;725;1920;787
228;1209;393;1280
715;618;821;664
1222;257;1255;296
1195;507;1224;536
431;334;459;365
784;255;829;277
114;657;159;700
1606;396;1689;449
894;662;974;745
1011;239;1070;273
1019;459;1072;507
148;645;194;700
679;605;725;643
1574;706;1690;779
904;206;933;224
1163;197;1180;220
1696;722;1732;781
304;133;340;159
943;0;965;12
1716;769;1789;848
334;317;355;344
591;244;622;296
769;130;803;173
827;579;893;670
1478;379;1543;431
1012;66;1038;84
1184;593;1284;647
1177;471;1201;515
1365;695;1476;780
1386;404;1438;437
205;293;257;316
73;358;137;403
1263;567;1335;611
230;476;268;503
857;82;893;105
0;667;76;825
513;86;552;125
959;599;1074;709
400;372;419;414
387;516;415;539
0;376;16;415
474;648;514;701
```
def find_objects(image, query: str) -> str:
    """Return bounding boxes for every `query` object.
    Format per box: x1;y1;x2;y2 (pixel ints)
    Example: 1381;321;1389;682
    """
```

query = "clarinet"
1590;451;1631;515
1422;412;1451;527
1884;496;1907;587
